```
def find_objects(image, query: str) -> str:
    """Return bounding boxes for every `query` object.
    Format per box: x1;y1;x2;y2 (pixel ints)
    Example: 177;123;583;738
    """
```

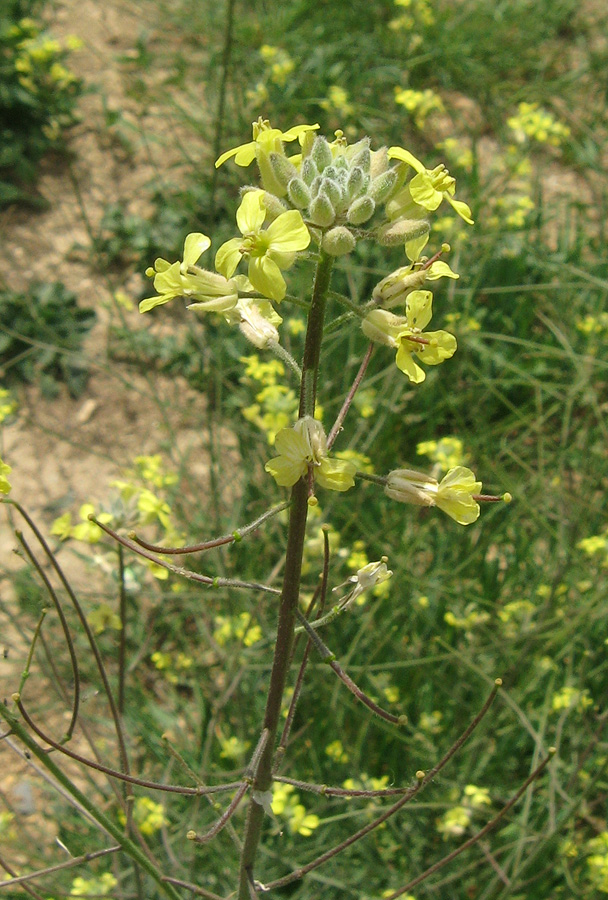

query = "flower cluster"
137;118;506;525
507;101;570;147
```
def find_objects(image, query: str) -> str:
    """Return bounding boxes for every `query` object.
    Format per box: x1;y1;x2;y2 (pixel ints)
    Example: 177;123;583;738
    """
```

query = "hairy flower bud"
311;136;333;172
288;177;312;208
377;218;430;247
322;176;343;210
257;149;287;197
347;196;375;225
348;140;371;172
269;151;299;188
301;157;318;185
309;193;336;227
300;129;316;159
369;169;398;203
259;190;288;221
322;226;356;256
346;166;366;201
369;146;389;180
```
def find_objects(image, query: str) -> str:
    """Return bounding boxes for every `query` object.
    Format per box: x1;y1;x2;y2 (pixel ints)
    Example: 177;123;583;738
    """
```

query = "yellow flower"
362;290;456;383
265;417;356;491
387;146;474;224
215;118;319;168
0;457;11;495
416;436;466;471
140;233;238;314
372;257;458;309
216;191;310;302
69;504;114;543
385;466;481;525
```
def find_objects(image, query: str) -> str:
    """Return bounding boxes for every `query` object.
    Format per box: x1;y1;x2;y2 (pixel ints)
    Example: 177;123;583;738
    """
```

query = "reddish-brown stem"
383;751;555;899
14;531;80;740
161;877;225;900
91;517;280;595
295;609;402;724
13;696;242;796
130;501;289;555
327;342;374;450
189;782;249;844
273;774;415;798
265;681;501;890
275;529;332;772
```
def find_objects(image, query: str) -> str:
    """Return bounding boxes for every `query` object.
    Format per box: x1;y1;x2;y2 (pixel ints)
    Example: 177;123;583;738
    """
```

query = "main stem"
237;251;333;898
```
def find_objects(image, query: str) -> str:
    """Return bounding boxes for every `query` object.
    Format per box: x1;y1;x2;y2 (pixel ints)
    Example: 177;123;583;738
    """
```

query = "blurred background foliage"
1;0;607;898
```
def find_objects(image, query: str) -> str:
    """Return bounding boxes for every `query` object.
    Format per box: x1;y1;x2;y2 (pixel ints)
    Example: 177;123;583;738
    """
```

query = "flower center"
242;231;271;259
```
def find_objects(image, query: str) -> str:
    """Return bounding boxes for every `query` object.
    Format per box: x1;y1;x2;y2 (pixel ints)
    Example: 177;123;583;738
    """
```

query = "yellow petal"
215;140;256;168
388;146;426;173
315;458;356;492
183;232;211;267
237;190;266;234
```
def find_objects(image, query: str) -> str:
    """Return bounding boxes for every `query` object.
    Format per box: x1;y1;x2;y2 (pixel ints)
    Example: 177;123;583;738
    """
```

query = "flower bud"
259;190;288;221
300;129;316;159
269;151;299;188
311;136;333;172
372;265;428;307
369;146;388;180
288;177;312;208
377;218;429;247
346;166;366;200
321;176;343;210
301;157;318;185
256;149;287;197
322;226;356;256
369;169;398;203
347;196;375;225
309;192;336;227
348;141;371;172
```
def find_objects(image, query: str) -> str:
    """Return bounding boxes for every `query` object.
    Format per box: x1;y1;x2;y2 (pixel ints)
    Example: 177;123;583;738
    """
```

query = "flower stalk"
237;250;333;899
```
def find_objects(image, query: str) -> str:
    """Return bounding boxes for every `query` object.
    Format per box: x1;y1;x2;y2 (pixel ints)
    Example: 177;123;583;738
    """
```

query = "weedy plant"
0;281;96;397
2;120;559;899
0;0;83;206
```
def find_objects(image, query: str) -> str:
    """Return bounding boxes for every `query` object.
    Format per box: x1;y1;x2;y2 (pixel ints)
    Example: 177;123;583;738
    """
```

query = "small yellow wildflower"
0;457;11;495
388;146;474;224
140;233;238;314
216;191;310;302
362;290;456;383
265;417;357;491
215;118;319;168
385;466;481;525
